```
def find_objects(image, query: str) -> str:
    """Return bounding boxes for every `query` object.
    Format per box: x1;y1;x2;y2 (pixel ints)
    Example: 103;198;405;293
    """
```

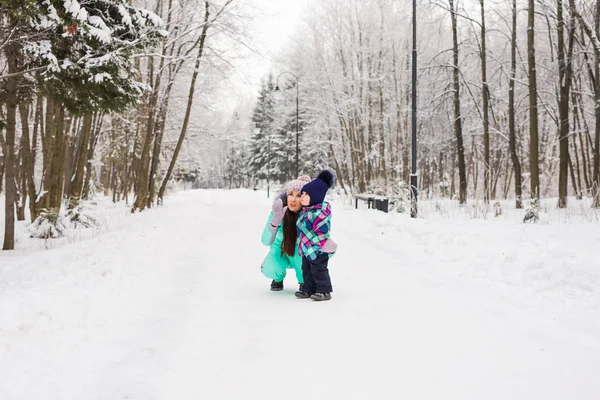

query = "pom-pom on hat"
286;175;311;194
301;169;335;206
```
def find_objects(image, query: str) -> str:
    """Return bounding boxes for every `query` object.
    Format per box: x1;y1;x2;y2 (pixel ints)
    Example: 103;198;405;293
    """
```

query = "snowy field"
1;189;599;400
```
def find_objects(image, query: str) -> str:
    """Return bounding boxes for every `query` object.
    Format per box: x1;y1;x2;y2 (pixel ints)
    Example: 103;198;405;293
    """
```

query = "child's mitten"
320;238;338;253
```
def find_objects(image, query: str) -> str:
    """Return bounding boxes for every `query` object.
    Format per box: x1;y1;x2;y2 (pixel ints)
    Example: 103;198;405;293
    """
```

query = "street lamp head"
272;85;284;101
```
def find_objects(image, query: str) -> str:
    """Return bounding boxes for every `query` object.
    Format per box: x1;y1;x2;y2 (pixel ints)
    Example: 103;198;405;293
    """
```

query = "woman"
260;176;311;291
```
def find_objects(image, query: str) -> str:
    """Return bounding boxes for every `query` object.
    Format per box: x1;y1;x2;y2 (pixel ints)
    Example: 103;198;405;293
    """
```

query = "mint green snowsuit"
261;212;303;284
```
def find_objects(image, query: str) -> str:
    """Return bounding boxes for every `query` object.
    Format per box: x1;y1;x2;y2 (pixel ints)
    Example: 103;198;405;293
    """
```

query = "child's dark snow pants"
301;253;333;294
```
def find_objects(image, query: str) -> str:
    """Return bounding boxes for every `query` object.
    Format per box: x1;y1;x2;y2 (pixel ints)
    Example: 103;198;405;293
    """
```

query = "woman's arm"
261;194;287;246
261;212;278;246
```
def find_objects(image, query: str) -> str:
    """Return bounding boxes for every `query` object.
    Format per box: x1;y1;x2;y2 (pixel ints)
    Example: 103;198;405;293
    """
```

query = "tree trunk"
378;82;387;190
32;95;42;174
595;3;600;205
568;152;579;199
570;86;591;193
18;103;37;221
157;1;211;204
449;0;467;204
131;74;153;211
3;38;18;250
61;115;76;203
69;113;93;209
82;112;103;200
491;147;503;200
572;136;583;199
557;0;575;208
48;106;65;210
528;0;540;199
148;76;175;206
480;0;491;203
0;132;5;194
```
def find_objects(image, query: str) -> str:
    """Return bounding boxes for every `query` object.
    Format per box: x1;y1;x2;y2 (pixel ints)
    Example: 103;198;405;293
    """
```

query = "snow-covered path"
1;189;599;399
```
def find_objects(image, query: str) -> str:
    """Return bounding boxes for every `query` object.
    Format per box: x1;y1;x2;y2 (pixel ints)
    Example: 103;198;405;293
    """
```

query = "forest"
2;0;600;250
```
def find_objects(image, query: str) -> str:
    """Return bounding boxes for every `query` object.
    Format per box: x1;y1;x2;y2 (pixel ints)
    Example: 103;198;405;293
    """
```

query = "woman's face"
287;191;302;212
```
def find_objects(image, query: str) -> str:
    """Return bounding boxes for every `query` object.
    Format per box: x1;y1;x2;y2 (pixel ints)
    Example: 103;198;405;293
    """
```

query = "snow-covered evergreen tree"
248;76;274;180
21;0;167;114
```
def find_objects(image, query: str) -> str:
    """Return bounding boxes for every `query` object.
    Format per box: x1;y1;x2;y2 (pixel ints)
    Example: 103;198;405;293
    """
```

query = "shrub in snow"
28;202;99;239
469;201;489;219
389;181;411;213
28;210;67;239
523;199;541;223
66;202;96;228
493;201;503;217
439;173;450;197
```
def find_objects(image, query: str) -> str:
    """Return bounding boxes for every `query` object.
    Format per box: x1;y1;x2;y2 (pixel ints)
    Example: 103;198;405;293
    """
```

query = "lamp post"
255;127;270;198
273;71;299;178
410;0;418;218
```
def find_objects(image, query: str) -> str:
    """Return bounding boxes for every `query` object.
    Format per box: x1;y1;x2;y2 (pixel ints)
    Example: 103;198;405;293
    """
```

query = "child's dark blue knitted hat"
302;169;335;206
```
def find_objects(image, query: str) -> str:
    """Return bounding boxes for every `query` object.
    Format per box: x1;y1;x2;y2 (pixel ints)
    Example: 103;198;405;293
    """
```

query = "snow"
90;72;113;83
136;9;165;29
1;189;599;399
63;0;88;22
24;40;60;73
42;0;60;25
81;53;113;69
87;15;113;44
61;59;74;69
117;5;133;28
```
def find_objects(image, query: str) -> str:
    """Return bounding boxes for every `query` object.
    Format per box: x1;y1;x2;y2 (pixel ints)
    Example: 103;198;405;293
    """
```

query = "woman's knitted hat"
286;175;311;194
301;169;335;206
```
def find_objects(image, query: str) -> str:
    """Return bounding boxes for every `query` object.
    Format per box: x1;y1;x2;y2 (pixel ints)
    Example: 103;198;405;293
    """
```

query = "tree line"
222;0;600;211
0;0;241;250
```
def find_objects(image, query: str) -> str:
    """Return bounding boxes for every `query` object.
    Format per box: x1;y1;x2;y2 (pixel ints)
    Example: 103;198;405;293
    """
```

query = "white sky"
229;0;308;99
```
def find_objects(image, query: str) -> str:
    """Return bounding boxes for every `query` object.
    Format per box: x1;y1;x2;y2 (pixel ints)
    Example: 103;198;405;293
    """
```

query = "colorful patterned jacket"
296;202;332;261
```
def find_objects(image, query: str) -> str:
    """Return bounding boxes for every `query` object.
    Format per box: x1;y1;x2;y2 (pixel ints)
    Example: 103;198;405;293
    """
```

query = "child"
295;170;337;301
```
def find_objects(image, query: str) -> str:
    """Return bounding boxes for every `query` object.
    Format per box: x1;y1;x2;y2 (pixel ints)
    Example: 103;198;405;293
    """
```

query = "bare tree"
528;0;541;199
509;0;523;208
2;21;18;250
449;0;467;204
556;0;575;207
478;0;491;203
157;1;220;204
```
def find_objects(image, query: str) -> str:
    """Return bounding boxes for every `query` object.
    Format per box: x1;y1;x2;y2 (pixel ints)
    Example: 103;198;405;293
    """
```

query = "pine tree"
249;77;275;180
271;104;300;182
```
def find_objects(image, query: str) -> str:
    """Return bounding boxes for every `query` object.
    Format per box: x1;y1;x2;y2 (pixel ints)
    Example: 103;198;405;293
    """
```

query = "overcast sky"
231;0;307;98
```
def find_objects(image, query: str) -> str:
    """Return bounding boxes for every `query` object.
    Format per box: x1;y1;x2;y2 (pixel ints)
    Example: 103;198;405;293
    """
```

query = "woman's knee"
261;255;287;280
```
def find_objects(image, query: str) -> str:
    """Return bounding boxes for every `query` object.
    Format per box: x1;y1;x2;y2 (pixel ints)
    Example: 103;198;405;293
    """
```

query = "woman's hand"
270;198;288;227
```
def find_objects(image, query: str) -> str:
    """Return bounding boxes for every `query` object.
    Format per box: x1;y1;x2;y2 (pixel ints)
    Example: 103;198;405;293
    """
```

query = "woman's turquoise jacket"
260;212;303;283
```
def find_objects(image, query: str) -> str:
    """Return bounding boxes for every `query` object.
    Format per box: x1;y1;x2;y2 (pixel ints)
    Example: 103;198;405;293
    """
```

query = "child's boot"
310;293;331;301
295;290;311;298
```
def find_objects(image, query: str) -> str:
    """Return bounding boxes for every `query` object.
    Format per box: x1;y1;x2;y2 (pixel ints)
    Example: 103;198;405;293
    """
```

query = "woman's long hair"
281;208;299;257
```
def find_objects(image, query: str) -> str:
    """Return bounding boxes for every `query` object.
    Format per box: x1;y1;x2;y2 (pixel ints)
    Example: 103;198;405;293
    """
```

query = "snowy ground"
1;189;599;399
